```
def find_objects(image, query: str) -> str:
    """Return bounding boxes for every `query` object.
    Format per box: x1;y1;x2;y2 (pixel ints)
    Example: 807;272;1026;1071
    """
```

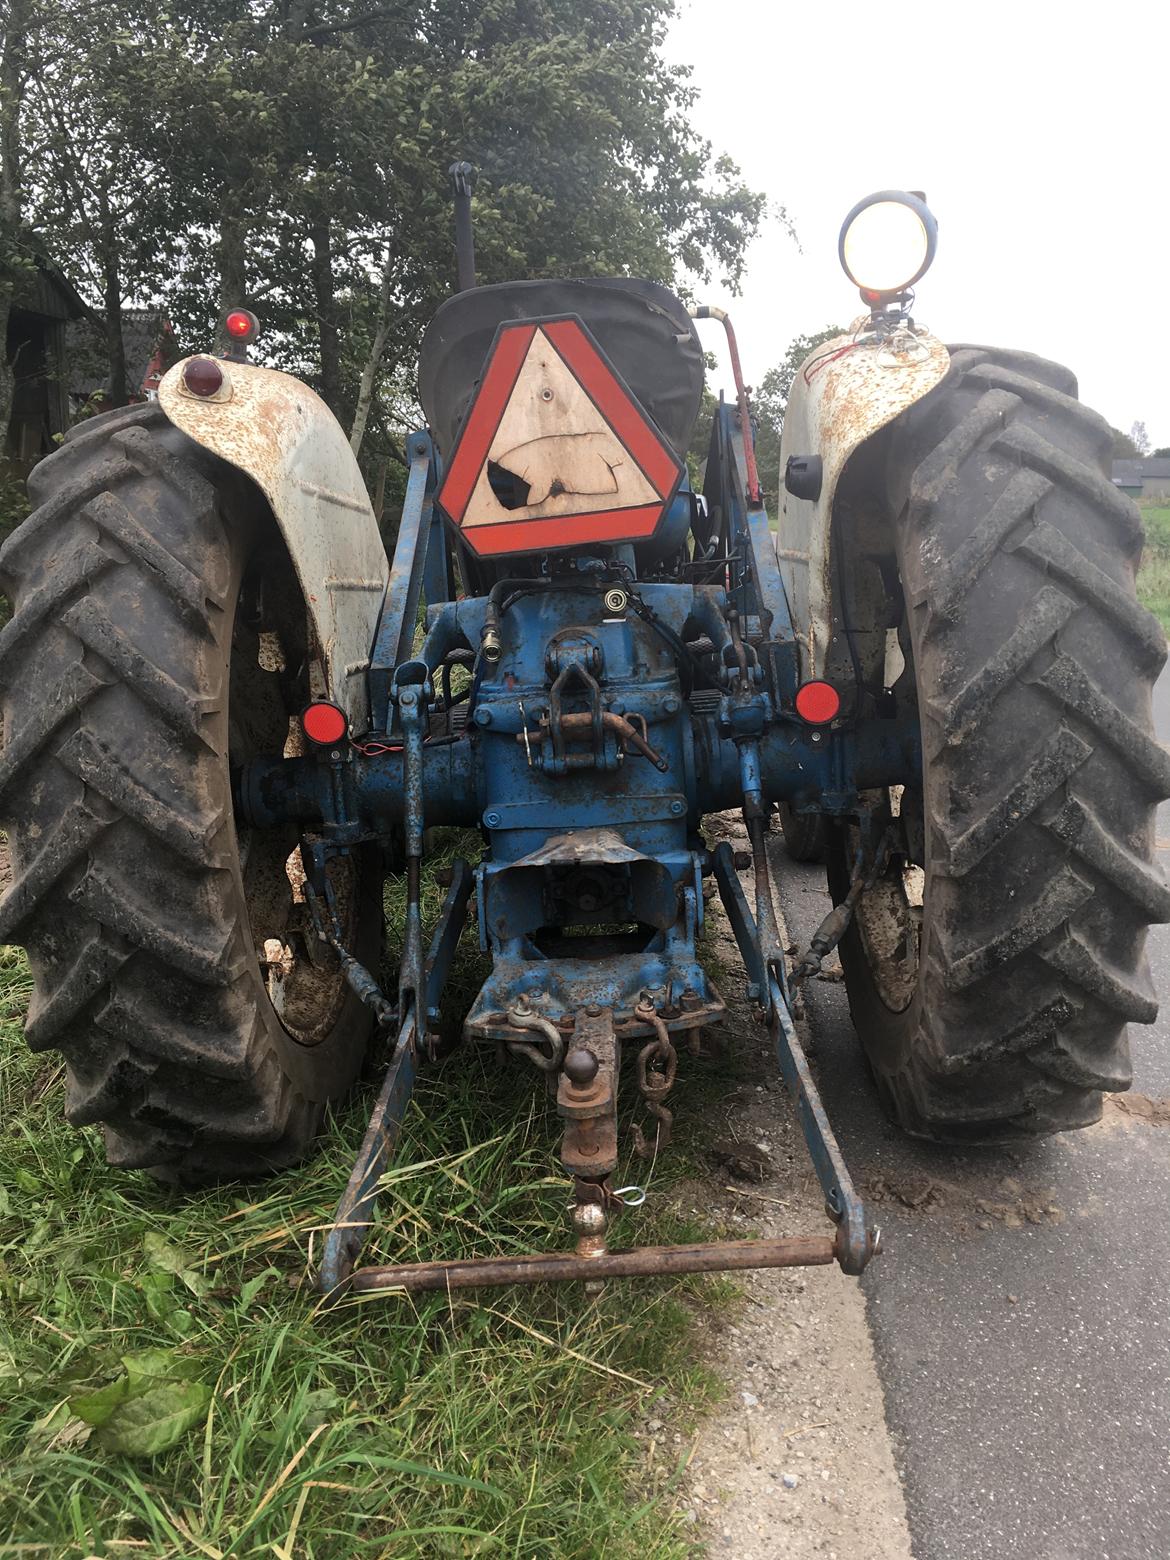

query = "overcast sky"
666;0;1169;449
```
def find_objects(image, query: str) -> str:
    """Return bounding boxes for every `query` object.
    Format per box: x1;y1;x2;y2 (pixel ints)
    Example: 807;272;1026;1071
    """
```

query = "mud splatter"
1104;1091;1170;1128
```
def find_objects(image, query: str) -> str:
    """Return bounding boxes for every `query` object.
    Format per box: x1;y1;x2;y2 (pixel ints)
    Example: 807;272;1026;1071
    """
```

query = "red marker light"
794;680;841;725
182;356;225;398
224;308;258;342
302;701;349;746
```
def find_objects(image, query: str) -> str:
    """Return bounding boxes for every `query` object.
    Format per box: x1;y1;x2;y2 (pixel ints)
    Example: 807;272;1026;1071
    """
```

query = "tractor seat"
418;278;704;461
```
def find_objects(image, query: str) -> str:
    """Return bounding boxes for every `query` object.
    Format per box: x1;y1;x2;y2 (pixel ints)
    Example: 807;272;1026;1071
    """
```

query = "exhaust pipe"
449;161;477;292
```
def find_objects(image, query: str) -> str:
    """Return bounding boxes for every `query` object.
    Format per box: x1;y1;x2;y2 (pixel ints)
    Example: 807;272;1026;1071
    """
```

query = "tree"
1154;447;1170;459
123;0;766;443
1129;421;1151;458
1111;427;1139;459
9;1;767;472
0;0;33;440
751;327;845;494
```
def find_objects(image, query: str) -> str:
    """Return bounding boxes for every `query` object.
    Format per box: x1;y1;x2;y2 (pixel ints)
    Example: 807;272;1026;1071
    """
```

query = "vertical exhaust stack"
449;161;477;293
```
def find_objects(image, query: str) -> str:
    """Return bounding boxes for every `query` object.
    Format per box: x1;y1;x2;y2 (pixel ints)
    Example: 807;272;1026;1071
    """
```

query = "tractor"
1;179;1164;1297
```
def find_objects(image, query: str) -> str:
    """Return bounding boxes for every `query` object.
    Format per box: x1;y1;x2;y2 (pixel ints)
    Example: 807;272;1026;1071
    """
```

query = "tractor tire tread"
0;402;369;1179
840;344;1169;1141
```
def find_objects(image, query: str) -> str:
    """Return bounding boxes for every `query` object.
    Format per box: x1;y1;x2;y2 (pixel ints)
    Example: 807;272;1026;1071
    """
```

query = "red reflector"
794;681;840;725
302;702;349;746
182;357;224;398
224;308;258;341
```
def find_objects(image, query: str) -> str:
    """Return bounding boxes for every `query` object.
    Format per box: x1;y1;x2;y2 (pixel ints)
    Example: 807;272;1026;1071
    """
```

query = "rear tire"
0;404;381;1179
777;802;826;864
832;347;1170;1141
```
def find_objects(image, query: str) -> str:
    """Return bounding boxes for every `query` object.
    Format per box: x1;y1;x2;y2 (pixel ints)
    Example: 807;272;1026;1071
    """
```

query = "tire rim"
851;786;924;1015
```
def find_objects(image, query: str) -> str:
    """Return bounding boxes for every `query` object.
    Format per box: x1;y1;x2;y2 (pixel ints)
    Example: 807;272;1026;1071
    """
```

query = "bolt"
746;982;760;1001
811;730;823;744
586;1003;602;1017
475;708;493;727
670;799;685;816
664;694;681;714
484;809;501;828
330;750;341;761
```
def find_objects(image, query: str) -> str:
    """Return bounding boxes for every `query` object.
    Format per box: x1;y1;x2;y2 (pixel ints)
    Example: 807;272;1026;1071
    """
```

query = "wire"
803;342;861;384
353;741;402;756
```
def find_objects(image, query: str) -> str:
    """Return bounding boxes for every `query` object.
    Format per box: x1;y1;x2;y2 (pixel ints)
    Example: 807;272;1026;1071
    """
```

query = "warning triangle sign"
436;315;683;558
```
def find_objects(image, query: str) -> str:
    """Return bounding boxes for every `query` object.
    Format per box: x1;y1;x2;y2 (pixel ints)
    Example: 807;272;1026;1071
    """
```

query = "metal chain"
632;1001;679;1159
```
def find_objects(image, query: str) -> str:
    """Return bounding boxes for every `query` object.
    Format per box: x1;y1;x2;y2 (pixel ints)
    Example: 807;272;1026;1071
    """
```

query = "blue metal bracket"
317;1011;418;1296
316;860;474;1295
712;847;877;1275
706;401;800;701
768;975;874;1274
369;432;436;732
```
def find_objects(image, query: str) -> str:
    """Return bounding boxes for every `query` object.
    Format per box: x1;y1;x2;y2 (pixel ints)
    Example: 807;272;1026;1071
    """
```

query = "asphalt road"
770;675;1170;1560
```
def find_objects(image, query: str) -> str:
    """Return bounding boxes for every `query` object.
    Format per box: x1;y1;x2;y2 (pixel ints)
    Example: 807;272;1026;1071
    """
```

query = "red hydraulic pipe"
690;305;762;506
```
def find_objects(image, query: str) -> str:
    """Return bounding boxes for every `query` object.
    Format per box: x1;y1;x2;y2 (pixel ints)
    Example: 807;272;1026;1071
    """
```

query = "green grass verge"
1138;504;1170;635
0;836;737;1559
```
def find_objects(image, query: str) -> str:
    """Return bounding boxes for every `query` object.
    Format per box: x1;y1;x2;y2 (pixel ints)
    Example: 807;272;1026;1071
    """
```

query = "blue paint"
274;383;915;1289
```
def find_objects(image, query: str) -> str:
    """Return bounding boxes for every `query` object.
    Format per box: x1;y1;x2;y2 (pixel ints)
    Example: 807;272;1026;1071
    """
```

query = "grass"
0;830;743;1560
1138;503;1170;634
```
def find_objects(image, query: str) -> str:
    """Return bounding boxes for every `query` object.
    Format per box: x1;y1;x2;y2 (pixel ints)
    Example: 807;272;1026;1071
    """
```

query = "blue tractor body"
231;284;917;1294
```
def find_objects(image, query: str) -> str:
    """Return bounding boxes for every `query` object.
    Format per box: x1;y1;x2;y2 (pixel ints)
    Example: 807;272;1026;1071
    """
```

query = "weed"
0;872;733;1557
1138;504;1170;634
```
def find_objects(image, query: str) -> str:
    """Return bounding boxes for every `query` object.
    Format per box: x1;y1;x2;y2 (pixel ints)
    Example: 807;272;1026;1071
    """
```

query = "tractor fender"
776;324;950;676
159;357;388;730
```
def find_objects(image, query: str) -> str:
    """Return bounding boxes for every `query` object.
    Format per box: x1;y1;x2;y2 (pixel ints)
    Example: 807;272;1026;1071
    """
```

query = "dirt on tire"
0;404;379;1179
831;346;1170;1142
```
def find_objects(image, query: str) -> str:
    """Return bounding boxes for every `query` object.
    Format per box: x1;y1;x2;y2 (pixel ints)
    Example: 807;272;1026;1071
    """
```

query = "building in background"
5;260;88;466
67;308;177;418
5;260;178;469
1112;458;1170;501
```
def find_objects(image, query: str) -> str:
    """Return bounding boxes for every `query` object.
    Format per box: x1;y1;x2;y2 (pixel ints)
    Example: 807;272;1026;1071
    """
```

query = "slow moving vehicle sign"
436;315;684;556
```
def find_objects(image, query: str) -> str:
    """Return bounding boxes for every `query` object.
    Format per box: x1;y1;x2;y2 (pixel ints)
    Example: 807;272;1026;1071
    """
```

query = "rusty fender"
776;323;950;677
159;359;388;731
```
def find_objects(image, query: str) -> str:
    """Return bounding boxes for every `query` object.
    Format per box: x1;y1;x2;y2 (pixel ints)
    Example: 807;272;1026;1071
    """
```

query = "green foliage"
1111;425;1140;459
1153;447;1170;459
70;1349;212;1457
0;878;740;1554
12;1;768;476
1138;504;1170;634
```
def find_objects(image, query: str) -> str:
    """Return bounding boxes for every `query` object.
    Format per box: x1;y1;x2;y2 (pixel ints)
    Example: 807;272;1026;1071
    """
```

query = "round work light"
839;191;937;298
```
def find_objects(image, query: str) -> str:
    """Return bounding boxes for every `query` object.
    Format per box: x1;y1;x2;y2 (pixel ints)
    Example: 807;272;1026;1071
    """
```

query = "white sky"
666;0;1170;448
